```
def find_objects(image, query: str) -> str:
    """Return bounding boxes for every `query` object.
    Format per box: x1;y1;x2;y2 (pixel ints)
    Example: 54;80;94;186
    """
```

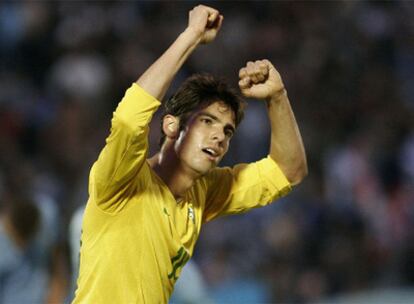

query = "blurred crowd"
0;1;413;303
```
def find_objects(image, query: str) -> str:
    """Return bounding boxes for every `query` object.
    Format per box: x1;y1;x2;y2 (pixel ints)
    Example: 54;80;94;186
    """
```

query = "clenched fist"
238;60;285;100
187;5;223;44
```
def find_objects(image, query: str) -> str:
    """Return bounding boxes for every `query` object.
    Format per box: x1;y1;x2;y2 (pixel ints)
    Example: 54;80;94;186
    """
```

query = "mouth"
201;147;220;161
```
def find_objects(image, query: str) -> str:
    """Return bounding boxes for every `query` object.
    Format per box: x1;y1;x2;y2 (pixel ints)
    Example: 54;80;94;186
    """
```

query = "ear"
162;114;179;139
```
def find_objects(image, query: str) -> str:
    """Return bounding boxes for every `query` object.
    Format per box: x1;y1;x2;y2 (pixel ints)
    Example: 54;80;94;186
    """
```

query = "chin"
191;163;215;177
194;167;212;177
184;157;219;177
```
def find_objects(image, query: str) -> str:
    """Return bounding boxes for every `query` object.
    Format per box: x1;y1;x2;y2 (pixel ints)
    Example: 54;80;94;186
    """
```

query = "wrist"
268;88;287;103
182;27;203;46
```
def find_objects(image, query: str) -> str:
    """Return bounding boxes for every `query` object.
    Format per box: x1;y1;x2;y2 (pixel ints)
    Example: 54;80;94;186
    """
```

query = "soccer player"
72;4;307;303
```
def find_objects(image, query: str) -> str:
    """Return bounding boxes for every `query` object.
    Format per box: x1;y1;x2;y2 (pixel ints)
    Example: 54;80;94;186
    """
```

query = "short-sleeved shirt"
72;84;291;303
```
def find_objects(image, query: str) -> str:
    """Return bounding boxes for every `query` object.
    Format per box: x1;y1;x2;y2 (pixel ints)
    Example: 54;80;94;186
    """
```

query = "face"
174;101;236;177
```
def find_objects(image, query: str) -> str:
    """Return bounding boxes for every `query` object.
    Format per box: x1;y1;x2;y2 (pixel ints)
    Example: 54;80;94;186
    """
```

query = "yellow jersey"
72;84;291;303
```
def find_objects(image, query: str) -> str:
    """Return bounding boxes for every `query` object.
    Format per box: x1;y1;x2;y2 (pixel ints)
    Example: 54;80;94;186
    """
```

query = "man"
0;195;62;303
73;5;307;303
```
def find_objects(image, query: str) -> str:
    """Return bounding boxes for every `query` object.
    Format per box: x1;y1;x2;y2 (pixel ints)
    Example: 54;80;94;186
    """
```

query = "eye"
201;118;212;125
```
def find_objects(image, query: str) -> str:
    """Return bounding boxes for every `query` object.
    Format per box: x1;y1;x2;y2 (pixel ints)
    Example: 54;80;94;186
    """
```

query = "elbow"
270;153;308;186
296;164;308;185
285;160;308;186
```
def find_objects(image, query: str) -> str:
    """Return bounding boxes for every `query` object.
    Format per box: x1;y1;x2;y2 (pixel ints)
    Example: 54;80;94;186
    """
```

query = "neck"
148;144;198;201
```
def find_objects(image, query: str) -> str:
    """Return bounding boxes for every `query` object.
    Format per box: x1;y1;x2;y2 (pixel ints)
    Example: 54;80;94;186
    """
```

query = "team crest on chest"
188;206;195;224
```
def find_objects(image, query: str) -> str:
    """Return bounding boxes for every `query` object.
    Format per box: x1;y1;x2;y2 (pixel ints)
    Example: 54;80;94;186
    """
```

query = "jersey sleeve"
202;156;292;223
89;83;161;213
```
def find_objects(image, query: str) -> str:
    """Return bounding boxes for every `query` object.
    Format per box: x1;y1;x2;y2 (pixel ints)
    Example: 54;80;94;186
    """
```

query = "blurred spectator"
68;205;84;302
0;194;61;303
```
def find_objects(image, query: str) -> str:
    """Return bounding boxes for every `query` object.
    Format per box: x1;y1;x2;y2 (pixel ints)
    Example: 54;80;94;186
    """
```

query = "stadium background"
0;1;413;303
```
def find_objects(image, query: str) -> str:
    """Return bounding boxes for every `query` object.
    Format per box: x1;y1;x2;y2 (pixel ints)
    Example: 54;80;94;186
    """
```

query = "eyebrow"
198;112;236;134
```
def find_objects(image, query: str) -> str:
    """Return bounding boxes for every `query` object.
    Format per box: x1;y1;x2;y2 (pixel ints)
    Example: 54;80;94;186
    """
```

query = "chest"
160;189;203;253
132;176;206;255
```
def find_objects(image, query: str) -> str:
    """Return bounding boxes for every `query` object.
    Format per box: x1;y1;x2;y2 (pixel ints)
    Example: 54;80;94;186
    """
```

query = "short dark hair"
160;73;245;147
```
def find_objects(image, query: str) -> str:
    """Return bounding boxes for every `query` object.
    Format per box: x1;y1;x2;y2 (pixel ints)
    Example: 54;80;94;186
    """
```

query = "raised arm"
238;60;308;185
91;6;223;212
136;5;223;101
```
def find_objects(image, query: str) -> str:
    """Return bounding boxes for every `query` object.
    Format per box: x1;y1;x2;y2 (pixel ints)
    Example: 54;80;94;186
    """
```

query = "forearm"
268;90;307;185
136;28;201;101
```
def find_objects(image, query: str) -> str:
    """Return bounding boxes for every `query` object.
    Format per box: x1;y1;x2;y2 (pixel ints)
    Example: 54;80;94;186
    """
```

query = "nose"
211;127;226;144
